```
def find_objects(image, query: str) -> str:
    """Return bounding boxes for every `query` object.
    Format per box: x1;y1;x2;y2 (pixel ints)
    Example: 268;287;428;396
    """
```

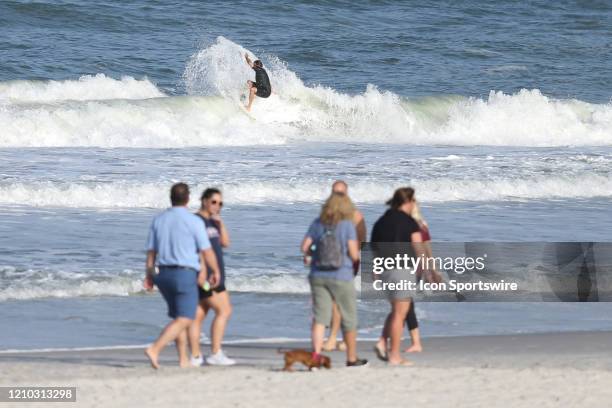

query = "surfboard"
238;104;256;121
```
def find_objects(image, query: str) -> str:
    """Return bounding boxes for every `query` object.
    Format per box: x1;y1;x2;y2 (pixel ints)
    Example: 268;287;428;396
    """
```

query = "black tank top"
254;67;271;92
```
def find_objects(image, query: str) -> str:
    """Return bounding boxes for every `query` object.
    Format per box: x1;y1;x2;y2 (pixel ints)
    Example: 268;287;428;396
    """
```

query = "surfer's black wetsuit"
252;66;271;98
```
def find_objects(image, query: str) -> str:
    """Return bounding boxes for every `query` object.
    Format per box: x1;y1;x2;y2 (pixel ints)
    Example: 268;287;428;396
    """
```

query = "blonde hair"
320;193;355;225
411;200;428;226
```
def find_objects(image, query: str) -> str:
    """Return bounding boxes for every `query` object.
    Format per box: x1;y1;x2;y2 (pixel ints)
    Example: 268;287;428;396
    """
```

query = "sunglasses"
211;200;223;207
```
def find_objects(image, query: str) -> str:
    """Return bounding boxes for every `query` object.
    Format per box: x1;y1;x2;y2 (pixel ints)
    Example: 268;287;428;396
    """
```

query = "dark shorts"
251;82;271;98
153;267;198;320
198;283;227;299
256;87;271;98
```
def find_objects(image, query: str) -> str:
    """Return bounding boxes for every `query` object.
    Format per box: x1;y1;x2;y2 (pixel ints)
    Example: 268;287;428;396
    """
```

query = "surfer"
244;53;271;111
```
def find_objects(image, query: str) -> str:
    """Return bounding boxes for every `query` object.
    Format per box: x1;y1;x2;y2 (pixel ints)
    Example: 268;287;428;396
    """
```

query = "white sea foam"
1;175;611;208
1;37;610;147
0;265;313;301
229;270;311;294
0;96;285;147
0;74;164;103
432;155;463;161
0;267;145;301
485;65;529;73
0;281;144;302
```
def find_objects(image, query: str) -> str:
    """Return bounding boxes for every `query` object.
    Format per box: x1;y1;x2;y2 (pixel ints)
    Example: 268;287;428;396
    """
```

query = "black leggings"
406;299;418;331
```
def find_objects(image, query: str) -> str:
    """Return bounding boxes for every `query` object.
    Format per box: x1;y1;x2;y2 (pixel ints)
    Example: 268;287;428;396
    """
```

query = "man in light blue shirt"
145;202;211;272
144;183;220;369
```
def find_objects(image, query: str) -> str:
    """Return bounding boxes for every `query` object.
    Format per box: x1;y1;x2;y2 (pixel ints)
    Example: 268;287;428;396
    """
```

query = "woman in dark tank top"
371;187;425;366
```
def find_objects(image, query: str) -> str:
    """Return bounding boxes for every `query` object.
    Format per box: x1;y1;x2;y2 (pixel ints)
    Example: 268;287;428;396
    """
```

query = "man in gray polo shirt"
144;183;220;369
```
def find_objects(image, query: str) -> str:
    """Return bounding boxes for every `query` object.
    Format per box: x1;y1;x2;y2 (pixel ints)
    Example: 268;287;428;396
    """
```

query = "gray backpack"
314;225;343;271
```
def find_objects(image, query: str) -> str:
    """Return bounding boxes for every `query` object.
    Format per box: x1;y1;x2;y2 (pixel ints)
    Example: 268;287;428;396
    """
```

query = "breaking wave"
1;37;610;148
1;175;611;208
0;265;311;301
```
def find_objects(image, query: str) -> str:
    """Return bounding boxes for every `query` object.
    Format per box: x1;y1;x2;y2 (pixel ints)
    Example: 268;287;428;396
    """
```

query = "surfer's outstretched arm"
245;53;254;68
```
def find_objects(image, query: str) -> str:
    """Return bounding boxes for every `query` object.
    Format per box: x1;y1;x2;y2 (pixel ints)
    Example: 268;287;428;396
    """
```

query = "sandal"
373;344;388;362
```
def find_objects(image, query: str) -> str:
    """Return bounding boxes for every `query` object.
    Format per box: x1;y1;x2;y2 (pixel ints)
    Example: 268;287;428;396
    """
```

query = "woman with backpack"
301;192;368;367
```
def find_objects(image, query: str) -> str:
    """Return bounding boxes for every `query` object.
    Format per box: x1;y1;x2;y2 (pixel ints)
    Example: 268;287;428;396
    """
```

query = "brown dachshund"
279;349;331;371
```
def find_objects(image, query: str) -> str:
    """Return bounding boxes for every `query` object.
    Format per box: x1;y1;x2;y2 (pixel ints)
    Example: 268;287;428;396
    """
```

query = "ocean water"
1;0;612;350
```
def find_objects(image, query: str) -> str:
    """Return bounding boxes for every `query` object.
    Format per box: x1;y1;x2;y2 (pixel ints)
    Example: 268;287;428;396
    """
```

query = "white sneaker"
190;355;204;367
205;350;236;366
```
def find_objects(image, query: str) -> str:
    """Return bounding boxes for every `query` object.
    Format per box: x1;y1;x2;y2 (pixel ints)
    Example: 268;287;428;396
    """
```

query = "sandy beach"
2;331;611;407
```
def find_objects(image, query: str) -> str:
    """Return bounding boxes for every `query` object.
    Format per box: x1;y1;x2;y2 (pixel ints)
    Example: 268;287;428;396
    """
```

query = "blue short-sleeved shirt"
305;218;357;281
146;207;211;271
